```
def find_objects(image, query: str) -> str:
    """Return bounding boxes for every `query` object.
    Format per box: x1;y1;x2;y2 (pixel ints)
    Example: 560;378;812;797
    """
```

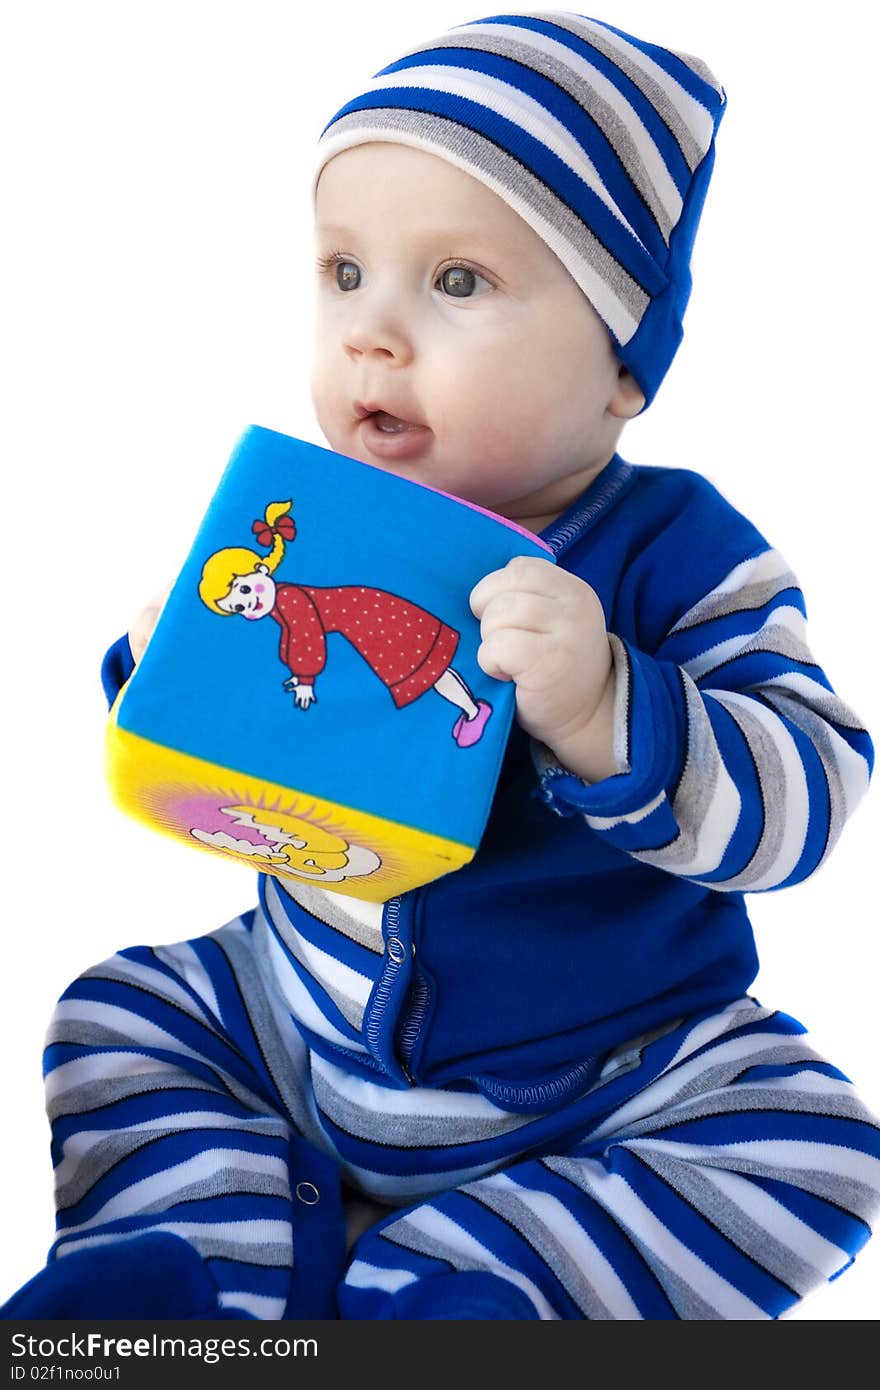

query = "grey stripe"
636;1147;825;1296
157;1232;292;1268
219;917;328;1148
55;1117;290;1212
312;1067;529;1148
699;623;819;681
459;1181;615;1317
133;1166;292;1218
669;49;724;95
684;1153;880;1225
47;1070;228;1122
620;1081;877;1141
628;672;723;870
261;885;367;1030
45;1020;152;1049
54;1230;292;1270
79;962;222;1031
609;632;631;773
544;1155;726;1317
379;1215;500;1277
760;689;856;860
325;107;651;320
762;681;869;734
527;13;706;170
691;692;789;890
640;1252;729;1318
398;31;674;241
669;571;800;635
276;878;384;954
614;1041;825;1121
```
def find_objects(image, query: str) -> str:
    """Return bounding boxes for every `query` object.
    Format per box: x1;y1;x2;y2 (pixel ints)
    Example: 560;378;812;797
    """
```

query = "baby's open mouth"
372;410;418;433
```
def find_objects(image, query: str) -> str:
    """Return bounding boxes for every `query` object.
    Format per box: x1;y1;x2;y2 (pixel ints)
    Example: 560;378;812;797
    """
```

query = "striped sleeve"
532;545;873;892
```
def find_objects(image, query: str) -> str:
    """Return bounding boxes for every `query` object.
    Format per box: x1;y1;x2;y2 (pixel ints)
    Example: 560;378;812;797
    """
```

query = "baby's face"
311;143;643;532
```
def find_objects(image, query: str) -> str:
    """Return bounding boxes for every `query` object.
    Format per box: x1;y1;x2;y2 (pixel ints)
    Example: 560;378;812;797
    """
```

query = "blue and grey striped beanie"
312;10;726;410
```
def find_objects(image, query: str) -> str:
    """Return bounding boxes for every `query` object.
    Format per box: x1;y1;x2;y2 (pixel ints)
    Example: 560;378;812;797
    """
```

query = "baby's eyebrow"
315;223;493;248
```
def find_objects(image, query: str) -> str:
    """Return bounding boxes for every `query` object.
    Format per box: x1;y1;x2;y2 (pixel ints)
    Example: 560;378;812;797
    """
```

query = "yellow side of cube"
105;711;473;902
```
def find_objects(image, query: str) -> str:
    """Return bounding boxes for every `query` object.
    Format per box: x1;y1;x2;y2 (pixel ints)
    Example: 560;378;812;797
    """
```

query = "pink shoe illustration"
452;699;493;748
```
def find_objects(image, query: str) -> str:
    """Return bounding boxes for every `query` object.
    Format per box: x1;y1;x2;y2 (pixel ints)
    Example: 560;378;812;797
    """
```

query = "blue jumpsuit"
5;456;880;1319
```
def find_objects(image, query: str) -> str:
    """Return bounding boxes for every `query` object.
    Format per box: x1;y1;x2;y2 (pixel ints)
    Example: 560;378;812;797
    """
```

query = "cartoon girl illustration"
198;500;493;748
191;805;382;882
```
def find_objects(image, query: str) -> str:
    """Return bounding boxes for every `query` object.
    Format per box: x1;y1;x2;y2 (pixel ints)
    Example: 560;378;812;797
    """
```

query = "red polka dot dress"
270;583;460;708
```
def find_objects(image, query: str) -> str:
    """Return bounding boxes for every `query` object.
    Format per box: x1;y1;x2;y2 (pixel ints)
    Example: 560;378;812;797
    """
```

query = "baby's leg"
338;1001;880;1319
11;909;346;1320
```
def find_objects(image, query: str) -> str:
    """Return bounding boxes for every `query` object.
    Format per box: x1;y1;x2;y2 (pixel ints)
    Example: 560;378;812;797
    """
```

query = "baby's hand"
470;557;613;756
128;581;173;664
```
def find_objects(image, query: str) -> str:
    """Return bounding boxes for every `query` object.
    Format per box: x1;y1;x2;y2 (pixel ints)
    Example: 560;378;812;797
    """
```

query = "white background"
2;0;878;1319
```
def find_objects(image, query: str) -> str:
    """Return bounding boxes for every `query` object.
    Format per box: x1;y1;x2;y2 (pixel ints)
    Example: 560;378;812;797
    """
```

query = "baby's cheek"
255;583;265;593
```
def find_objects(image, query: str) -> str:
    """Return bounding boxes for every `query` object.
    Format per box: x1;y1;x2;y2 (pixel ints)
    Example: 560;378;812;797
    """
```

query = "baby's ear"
255;562;270;575
610;366;646;420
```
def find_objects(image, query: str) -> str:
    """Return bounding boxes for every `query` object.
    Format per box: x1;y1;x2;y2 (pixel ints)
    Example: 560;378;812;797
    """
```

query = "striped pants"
34;910;880;1320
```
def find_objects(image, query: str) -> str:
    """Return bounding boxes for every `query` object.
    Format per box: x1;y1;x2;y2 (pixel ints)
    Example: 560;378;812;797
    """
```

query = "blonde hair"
199;500;293;615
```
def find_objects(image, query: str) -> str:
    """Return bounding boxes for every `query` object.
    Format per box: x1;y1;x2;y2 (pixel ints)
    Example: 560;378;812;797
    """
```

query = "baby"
5;10;880;1321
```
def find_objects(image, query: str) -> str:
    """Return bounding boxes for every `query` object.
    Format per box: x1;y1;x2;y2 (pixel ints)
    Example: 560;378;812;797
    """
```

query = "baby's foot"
452;700;493;748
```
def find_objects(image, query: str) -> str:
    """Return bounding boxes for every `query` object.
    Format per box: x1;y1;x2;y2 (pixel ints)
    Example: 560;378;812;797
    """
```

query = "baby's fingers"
128;581;174;664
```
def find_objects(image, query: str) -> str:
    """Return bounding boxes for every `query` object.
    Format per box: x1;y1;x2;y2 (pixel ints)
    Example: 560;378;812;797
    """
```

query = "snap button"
295;1181;320;1205
386;936;406;963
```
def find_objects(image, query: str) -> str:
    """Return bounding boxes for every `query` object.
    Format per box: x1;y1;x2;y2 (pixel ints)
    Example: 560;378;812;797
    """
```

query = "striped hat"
311;11;726;410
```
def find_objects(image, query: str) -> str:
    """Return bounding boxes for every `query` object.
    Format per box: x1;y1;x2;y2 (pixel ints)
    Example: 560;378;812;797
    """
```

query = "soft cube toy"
105;425;555;900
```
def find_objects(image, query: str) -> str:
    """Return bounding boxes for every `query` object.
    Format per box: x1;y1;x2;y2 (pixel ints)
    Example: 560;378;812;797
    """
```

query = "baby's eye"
240;584;251;594
316;253;360;291
436;264;493;299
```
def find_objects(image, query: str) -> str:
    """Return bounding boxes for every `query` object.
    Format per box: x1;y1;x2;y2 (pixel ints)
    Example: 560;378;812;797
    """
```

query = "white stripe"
57;1148;289;1237
587;1029;809;1141
154;941;223;1021
680;605;808;682
698;691;809;889
344;1259;419;1293
265;879;374;1007
365;62;635;231
554;13;716;151
310;1051;512;1120
670;550;791;632
89;953;214;1019
54;1111;288;1186
742;1069;861;1100
44;1050;186;1104
262;924;369;1052
340;1155;503;1202
294;882;385;935
760;675;872;814
312;126;642;343
453;20;683;224
575;1160;769;1317
673;679;742;874
55;1219;292;1260
484;1173;642;1317
402;1205;559;1318
663;1000;764;1070
636;1137;880;1191
57;1139;287;1239
50;999;219;1068
676;1161;851;1276
585;788;666;831
218;1290;286;1319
